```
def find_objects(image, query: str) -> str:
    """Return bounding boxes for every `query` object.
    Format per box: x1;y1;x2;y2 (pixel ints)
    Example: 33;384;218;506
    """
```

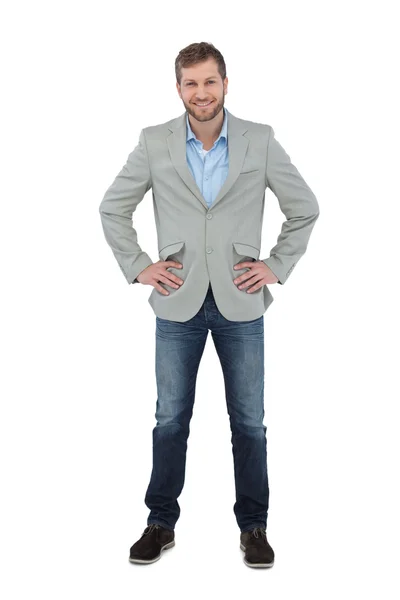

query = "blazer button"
206;213;213;219
206;247;213;254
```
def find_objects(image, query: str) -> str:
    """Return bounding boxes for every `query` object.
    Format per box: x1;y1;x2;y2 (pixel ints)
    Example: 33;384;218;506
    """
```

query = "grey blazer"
99;108;319;322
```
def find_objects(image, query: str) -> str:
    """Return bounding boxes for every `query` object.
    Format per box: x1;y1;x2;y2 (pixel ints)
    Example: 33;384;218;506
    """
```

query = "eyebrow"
183;77;217;83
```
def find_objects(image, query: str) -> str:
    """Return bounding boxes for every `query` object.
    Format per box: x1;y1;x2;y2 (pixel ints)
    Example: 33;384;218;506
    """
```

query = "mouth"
193;100;215;108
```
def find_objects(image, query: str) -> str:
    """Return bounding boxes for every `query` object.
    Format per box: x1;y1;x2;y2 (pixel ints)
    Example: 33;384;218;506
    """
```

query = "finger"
164;260;183;269
235;274;251;286
157;273;181;289
153;282;170;295
246;283;263;293
238;274;263;289
234;270;254;284
246;277;265;292
164;271;184;286
234;262;252;270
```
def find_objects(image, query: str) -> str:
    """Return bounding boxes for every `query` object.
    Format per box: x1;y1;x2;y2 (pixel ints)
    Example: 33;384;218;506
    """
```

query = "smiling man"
178;63;229;151
99;41;320;569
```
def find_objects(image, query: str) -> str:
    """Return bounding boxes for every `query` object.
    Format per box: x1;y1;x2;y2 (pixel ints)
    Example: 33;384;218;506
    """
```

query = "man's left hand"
233;260;279;292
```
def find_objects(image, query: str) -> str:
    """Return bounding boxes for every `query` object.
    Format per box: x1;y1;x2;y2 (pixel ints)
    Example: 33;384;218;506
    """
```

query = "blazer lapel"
167;108;250;211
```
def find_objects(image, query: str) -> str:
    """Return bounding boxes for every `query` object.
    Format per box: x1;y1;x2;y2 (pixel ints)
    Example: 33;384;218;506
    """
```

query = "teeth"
196;101;212;106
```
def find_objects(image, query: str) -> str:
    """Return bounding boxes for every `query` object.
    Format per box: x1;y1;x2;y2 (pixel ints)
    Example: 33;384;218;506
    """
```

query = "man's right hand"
136;260;184;295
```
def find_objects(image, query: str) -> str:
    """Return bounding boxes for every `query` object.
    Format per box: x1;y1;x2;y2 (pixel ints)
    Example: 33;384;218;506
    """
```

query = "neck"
188;108;224;146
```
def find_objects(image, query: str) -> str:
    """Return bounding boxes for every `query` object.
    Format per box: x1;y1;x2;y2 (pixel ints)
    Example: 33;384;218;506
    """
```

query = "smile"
194;101;214;107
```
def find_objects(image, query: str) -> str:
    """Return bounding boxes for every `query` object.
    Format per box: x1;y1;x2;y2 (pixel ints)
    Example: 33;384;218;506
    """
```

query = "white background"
1;0;399;598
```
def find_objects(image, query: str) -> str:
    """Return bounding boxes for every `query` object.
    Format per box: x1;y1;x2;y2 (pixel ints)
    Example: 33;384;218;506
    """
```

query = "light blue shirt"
185;107;229;209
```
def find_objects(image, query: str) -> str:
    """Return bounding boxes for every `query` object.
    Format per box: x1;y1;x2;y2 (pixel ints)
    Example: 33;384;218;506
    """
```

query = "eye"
186;80;215;86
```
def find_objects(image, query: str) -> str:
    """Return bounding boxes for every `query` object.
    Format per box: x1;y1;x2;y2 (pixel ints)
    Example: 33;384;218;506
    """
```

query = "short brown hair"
175;42;227;86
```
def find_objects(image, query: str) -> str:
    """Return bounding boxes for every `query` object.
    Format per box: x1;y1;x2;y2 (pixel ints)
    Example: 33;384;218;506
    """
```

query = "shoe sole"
129;540;175;564
240;543;274;568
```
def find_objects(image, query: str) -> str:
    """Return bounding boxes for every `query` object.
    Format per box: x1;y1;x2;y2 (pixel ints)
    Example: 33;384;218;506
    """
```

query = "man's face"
176;58;228;123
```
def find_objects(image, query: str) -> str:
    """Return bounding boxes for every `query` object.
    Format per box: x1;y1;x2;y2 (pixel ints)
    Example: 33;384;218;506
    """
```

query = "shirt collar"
186;106;228;144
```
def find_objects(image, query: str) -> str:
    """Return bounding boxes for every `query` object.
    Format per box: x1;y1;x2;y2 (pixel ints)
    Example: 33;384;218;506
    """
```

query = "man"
99;42;320;568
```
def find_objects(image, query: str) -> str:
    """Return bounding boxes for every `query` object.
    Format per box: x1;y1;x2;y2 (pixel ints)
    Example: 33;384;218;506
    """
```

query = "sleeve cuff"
261;255;294;285
128;253;154;284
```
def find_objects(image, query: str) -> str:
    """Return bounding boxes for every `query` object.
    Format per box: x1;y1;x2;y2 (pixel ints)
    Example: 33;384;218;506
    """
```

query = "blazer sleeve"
261;126;320;285
99;129;154;284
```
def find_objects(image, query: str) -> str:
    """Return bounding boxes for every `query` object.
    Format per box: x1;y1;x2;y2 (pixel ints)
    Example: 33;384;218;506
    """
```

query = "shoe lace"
250;527;267;543
144;524;160;535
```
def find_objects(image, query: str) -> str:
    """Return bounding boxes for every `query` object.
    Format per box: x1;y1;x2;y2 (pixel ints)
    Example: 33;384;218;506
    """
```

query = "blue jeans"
144;283;269;533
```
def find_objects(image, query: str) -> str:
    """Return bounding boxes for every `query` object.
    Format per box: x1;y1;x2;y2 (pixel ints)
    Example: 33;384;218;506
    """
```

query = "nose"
195;86;209;99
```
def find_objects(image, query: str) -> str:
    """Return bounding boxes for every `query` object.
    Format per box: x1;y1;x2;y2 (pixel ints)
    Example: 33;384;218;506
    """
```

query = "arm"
261;126;320;285
99;129;154;284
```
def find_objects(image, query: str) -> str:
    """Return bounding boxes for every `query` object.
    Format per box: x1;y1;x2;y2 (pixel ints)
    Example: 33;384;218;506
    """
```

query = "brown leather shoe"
129;524;175;564
240;527;275;568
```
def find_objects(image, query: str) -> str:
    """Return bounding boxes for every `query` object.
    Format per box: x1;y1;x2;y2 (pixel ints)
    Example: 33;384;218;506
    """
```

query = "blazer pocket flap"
239;168;259;175
159;241;185;260
233;242;260;260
